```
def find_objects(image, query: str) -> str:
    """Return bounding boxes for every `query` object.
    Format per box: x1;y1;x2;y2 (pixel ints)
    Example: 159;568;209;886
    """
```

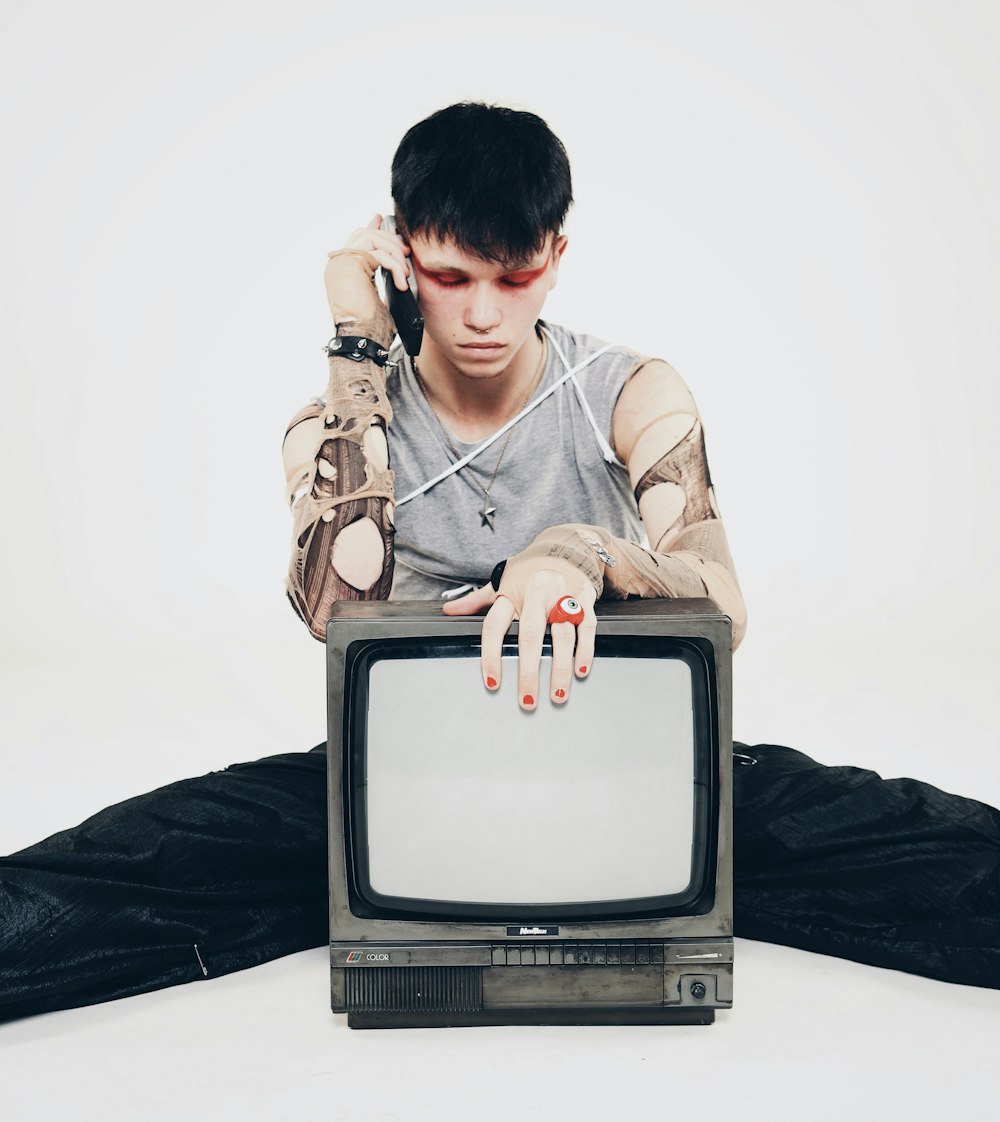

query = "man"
282;102;746;708
0;103;996;1021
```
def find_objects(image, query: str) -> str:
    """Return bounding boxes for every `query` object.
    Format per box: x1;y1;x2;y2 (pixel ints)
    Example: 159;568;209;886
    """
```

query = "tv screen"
327;598;733;1028
358;644;708;914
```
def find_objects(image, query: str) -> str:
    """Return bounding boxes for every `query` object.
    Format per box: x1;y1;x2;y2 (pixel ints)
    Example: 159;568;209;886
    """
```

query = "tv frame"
327;597;733;1028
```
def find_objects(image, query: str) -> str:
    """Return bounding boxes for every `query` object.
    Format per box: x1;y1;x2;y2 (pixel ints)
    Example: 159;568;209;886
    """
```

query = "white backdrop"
2;0;998;853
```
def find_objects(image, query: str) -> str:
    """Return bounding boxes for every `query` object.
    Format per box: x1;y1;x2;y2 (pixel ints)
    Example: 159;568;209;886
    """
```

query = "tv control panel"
330;939;733;1027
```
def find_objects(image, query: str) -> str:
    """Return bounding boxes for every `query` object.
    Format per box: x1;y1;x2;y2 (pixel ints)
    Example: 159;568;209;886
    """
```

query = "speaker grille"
345;967;483;1013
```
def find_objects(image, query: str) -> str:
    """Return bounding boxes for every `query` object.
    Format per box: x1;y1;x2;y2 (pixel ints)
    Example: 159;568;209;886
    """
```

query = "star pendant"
480;502;497;531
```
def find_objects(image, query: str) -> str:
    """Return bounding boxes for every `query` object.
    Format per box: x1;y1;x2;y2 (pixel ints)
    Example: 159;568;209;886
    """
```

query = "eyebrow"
501;257;541;272
417;260;468;273
413;249;548;275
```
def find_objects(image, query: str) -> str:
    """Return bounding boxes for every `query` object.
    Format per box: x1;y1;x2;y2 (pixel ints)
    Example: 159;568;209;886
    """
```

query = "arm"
450;357;745;703
550;357;747;645
282;221;410;639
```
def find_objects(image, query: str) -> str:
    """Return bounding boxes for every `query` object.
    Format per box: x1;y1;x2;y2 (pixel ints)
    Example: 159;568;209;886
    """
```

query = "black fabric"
732;743;1000;988
1;741;998;1021
0;747;329;1021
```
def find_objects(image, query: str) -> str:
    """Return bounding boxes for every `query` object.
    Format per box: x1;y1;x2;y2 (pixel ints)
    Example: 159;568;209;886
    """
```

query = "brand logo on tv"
507;925;559;937
345;951;390;963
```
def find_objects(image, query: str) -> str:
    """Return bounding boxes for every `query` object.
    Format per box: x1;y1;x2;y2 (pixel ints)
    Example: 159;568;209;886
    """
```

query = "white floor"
3;941;998;1122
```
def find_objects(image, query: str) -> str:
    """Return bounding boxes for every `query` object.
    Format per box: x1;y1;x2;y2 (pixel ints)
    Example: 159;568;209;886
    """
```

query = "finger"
347;223;387;245
549;621;576;703
517;584;548;710
344;228;409;264
575;604;597;678
365;221;410;262
366;248;409;291
381;248;411;291
442;583;497;616
379;223;411;255
480;596;516;692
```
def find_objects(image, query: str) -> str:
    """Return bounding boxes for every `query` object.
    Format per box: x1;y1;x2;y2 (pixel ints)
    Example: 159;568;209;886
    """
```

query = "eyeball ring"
547;596;585;627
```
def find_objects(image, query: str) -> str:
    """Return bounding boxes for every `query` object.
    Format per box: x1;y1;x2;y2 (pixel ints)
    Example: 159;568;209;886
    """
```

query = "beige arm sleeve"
517;358;747;649
282;251;397;641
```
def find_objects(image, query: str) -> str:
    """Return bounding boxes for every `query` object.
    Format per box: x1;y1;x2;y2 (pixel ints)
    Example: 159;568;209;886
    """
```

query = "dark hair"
391;102;573;265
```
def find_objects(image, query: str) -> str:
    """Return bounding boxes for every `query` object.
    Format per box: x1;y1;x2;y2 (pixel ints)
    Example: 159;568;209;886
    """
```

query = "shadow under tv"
326;597;733;1028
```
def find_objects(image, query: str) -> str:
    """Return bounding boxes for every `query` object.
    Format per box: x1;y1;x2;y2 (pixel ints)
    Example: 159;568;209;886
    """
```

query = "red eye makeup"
497;254;552;287
410;248;552;289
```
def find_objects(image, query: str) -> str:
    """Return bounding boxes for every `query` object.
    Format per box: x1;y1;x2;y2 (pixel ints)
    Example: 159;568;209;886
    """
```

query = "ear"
547;234;568;291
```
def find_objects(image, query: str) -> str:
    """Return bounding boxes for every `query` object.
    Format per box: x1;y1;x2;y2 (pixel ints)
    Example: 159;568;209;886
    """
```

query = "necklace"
413;334;547;531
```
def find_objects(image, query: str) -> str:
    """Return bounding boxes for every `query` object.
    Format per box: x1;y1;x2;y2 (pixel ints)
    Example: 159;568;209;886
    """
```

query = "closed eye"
499;262;548;286
430;275;532;289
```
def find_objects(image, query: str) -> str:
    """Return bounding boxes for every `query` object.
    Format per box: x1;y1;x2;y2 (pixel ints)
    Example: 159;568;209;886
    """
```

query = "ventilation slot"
345;967;483;1014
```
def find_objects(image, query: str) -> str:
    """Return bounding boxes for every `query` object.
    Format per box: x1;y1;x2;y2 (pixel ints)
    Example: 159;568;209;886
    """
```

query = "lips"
459;342;505;349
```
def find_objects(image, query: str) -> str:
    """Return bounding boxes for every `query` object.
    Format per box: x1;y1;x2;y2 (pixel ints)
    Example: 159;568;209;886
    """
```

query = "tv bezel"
327;598;734;946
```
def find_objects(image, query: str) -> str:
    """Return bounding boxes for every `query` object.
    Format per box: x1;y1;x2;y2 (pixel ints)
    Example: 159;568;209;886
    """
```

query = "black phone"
381;215;423;357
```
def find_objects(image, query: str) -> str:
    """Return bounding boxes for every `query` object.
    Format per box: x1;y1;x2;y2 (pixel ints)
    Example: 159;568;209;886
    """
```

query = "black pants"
1;742;998;1020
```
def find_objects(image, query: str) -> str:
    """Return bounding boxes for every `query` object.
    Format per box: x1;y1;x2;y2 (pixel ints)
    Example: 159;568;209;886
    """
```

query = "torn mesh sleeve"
521;515;745;650
518;369;746;647
283;330;398;643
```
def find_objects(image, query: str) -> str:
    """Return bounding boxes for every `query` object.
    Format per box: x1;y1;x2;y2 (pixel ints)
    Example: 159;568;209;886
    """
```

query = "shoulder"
619;356;697;403
611;358;701;463
540;322;691;400
538;320;644;372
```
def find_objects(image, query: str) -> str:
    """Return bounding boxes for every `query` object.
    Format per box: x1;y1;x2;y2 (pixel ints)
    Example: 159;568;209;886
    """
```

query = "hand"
442;556;597;710
324;215;408;344
339;213;412;292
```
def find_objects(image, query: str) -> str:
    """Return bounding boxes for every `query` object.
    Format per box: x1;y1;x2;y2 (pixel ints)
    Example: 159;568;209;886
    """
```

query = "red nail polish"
554;688;566;699
523;694;534;706
486;676;497;689
578;665;588;675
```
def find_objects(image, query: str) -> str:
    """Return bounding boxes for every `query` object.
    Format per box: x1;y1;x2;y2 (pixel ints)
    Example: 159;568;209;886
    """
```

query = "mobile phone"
381;215;423;357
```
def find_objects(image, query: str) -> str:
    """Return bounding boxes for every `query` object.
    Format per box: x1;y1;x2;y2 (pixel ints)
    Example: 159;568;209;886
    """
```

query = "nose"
464;283;502;333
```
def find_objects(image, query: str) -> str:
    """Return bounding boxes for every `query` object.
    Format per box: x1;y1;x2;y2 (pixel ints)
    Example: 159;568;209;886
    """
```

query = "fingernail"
486;676;498;689
578;665;588;676
554;688;566;699
522;694;534;706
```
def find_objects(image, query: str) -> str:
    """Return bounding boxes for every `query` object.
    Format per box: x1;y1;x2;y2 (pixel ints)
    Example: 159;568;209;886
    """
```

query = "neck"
414;326;547;442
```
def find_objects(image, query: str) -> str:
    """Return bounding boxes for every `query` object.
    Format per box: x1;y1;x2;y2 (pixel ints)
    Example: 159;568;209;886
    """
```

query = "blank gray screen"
364;653;695;904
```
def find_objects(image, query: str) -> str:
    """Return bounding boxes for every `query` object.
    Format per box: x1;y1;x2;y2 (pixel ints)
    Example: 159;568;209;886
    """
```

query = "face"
406;231;568;379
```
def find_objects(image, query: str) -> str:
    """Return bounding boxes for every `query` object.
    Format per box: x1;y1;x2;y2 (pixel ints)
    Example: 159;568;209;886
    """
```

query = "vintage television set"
326;597;733;1028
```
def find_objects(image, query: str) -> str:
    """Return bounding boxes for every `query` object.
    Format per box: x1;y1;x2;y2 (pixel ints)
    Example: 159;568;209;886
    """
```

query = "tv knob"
690;981;707;1000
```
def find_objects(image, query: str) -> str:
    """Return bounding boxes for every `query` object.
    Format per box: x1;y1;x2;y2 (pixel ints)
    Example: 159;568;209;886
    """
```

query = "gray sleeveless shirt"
386;320;644;599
